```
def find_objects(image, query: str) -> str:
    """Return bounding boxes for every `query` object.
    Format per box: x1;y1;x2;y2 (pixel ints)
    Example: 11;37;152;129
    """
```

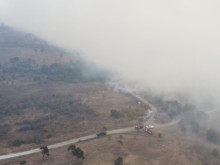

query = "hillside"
0;24;147;155
1;24;220;165
0;24;108;83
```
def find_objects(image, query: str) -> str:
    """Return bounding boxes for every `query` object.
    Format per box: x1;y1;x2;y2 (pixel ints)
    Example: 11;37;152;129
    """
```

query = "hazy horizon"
0;0;220;103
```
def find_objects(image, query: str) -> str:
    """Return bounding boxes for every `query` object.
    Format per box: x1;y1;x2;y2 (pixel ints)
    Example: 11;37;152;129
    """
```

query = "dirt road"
0;91;216;161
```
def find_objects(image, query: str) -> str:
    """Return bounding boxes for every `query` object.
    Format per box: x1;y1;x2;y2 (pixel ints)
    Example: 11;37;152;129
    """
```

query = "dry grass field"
1;24;220;165
1;125;220;165
0;82;146;155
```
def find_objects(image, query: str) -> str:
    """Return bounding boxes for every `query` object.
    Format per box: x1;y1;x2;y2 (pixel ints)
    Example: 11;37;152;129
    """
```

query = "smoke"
0;0;220;104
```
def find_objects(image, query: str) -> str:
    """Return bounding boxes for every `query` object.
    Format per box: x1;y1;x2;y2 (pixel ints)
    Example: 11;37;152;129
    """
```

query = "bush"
111;110;123;118
212;149;219;157
20;160;26;165
0;124;11;138
206;129;219;143
68;144;84;160
181;126;187;133
114;157;123;165
31;136;43;144
12;139;26;147
190;120;200;134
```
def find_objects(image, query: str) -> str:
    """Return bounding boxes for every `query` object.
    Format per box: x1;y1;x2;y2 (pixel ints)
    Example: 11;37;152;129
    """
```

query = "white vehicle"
146;125;154;129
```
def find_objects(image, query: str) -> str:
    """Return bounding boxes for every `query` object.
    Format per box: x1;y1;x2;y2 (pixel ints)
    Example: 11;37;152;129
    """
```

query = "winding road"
0;89;216;161
0;122;179;161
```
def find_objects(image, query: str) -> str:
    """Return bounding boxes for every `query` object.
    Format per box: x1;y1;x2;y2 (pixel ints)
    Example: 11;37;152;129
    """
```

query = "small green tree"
40;146;49;160
114;157;123;165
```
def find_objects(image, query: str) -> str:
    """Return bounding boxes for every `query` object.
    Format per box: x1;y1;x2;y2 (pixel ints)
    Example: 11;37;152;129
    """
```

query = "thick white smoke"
0;0;220;103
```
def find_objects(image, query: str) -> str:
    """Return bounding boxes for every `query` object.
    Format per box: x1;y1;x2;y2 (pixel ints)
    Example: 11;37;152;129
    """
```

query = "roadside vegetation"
114;157;123;165
40;146;49;160
4;131;220;165
20;160;26;165
68;144;85;161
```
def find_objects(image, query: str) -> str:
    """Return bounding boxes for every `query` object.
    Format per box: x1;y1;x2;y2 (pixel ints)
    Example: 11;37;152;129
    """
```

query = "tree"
206;129;219;143
40;146;49;160
68;144;76;151
158;133;162;137
102;126;107;131
20;160;26;165
12;139;25;147
212;149;219;157
111;110;123;118
72;148;84;160
190;120;200;134
68;144;85;160
114;157;123;165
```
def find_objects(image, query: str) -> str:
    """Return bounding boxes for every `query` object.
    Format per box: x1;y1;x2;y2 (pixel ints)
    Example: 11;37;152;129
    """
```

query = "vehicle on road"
135;123;144;129
145;128;153;135
146;125;154;129
96;131;106;137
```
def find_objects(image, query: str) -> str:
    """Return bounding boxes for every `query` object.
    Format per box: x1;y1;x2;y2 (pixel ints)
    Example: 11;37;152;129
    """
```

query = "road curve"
0;92;216;161
0;128;132;161
0;119;181;161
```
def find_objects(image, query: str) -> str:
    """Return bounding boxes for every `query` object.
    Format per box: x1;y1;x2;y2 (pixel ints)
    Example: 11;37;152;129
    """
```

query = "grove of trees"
40;146;49;160
114;157;123;165
68;144;85;160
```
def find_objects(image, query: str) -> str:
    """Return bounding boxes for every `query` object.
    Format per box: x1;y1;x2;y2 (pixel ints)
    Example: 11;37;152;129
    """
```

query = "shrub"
0;124;11;138
12;139;26;147
206;129;219;143
31;136;43;144
212;149;219;157
20;160;26;165
114;157;123;165
190;120;200;134
111;110;123;118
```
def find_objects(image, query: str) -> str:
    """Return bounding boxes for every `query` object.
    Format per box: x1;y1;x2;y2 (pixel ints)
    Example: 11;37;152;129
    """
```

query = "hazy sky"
0;0;220;99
